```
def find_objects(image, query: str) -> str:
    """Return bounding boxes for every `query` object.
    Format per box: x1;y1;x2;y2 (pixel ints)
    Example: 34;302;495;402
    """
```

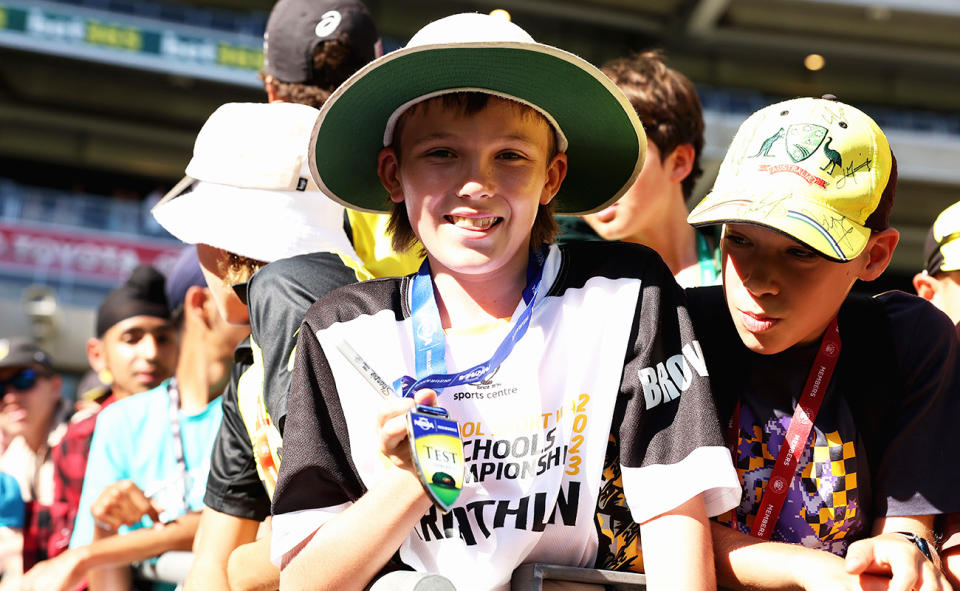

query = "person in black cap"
42;266;179;572
0;338;64;584
261;0;380;108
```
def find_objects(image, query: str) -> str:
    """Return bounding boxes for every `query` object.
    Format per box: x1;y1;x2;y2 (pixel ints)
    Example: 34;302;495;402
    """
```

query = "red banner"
0;221;185;286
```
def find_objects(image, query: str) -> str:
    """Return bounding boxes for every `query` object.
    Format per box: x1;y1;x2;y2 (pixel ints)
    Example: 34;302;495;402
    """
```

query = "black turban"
95;265;170;337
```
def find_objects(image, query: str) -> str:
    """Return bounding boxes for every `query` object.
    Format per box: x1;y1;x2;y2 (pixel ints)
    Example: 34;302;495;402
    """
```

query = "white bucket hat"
152;101;357;263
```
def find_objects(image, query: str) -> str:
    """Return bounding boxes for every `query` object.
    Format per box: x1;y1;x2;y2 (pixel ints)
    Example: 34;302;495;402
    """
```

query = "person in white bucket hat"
272;12;740;591
152;101;363;297
153;100;403;591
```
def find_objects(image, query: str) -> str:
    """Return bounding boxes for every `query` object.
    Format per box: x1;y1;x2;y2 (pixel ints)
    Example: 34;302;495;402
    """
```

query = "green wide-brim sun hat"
307;12;646;216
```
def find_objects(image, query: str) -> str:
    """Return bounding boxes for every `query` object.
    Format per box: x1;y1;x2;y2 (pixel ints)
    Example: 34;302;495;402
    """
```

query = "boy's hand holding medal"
339;340;465;512
377;388;438;469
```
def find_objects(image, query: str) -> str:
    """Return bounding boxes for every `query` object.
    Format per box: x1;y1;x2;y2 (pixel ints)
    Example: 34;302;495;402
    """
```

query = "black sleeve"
247;253;359;432
873;292;960;517
203;345;271;521
613;251;739;521
620;257;726;466
270;315;365;518
684;285;746;425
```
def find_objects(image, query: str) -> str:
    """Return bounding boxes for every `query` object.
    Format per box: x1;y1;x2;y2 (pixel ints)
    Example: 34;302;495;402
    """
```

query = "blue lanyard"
394;247;547;398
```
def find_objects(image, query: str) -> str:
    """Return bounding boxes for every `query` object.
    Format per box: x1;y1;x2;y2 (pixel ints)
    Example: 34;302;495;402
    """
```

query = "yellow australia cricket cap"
922;201;960;274
688;97;896;262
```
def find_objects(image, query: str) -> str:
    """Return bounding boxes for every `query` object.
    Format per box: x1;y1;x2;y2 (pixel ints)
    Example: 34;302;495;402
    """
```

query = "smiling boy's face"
378;96;566;283
721;223;869;354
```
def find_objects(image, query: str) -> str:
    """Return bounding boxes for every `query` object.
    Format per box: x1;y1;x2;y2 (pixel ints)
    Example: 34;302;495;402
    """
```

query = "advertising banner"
0;221;184;287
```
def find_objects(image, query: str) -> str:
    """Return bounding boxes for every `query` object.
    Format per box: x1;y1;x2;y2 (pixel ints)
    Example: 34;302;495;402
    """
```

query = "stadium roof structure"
1;0;959;282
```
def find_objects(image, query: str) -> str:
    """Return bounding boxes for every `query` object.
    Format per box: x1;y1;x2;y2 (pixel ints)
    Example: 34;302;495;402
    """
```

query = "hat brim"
688;191;871;262
152;178;356;263
938;239;960;273
309;41;645;216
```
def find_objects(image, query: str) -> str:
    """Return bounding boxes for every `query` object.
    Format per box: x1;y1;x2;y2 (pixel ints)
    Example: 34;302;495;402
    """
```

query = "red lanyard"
726;317;841;540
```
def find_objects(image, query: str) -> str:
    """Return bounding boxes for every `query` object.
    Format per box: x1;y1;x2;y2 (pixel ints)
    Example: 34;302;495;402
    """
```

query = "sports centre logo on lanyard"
727;317;841;539
395;248;547;511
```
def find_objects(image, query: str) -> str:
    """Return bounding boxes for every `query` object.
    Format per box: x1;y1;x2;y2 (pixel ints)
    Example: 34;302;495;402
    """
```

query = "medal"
334;248;546;512
407;405;465;512
337;340;464;511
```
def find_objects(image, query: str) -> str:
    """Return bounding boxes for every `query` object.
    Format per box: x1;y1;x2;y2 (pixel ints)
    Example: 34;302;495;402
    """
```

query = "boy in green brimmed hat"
272;12;741;591
682;96;960;590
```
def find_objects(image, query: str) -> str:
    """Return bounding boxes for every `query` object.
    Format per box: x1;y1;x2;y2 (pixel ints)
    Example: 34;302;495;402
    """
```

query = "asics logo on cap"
315;10;342;38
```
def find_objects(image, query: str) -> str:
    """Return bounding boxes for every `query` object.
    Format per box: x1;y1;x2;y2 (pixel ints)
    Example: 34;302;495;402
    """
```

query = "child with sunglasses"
0;338;64;584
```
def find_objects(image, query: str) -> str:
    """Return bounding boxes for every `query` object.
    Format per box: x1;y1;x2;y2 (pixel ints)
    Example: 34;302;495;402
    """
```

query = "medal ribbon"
394;247;547;398
726;317;841;539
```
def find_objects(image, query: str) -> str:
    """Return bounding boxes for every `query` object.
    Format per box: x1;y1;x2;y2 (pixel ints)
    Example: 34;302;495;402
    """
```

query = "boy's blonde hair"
208;246;266;286
386;92;560;254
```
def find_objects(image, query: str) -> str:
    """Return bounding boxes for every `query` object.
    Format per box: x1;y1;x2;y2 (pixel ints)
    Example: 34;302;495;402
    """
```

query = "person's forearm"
228;536;280;591
639;494;715;591
711;521;833;591
81;513;201;591
87;563;131;591
0;528;23;580
279;467;432;591
184;508;260;591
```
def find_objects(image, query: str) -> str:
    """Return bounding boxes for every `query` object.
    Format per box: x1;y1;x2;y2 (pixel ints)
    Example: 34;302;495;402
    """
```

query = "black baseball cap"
263;0;381;85
0;338;54;371
164;245;207;314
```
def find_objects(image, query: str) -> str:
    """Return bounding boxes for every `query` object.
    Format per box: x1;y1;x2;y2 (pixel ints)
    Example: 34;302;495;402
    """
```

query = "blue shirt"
70;380;223;548
0;472;24;529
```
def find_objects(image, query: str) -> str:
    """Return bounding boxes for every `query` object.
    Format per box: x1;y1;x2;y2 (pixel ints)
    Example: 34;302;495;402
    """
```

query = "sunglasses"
0;368;44;396
231;281;249;306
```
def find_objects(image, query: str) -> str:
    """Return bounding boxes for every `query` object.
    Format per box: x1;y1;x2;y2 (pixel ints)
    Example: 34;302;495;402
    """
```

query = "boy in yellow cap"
912;200;960;589
272;11;742;591
685;96;960;590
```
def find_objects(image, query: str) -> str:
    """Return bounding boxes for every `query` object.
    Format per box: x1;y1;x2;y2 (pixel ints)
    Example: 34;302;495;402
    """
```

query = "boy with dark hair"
272;13;740;591
260;0;380;109
684;96;960;590
581;50;719;287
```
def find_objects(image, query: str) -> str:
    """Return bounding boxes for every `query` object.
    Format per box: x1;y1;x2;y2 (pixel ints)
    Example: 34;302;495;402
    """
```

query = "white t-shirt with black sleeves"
271;241;741;591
